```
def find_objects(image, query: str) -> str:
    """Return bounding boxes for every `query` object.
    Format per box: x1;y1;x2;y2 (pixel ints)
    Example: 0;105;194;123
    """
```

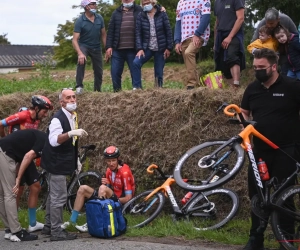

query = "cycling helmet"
103;146;120;159
32;95;53;110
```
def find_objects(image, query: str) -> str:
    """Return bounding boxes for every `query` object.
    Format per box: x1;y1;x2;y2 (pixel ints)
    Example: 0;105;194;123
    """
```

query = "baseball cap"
81;0;96;7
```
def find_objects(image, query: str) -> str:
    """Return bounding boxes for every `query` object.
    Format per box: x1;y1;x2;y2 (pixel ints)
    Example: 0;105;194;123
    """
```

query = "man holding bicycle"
240;48;300;250
0;95;53;236
62;145;135;232
41;88;88;241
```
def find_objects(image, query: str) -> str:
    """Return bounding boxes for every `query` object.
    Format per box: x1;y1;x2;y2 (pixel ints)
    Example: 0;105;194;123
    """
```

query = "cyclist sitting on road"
0;95;53;234
63;145;135;232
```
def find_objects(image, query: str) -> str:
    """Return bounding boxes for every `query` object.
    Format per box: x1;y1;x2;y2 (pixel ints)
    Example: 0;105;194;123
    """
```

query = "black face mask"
255;67;272;83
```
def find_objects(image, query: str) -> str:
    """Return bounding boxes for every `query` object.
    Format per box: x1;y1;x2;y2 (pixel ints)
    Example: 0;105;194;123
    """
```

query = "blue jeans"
111;49;136;92
287;70;300;80
75;46;103;92
132;49;165;88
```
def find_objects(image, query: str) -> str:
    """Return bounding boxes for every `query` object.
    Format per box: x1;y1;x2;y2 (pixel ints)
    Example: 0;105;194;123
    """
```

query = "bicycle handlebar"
147;164;168;180
223;104;241;117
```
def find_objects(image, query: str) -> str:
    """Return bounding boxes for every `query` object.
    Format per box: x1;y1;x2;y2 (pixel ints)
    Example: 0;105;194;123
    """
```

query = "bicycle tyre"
36;172;49;211
186;188;239;230
66;171;102;213
122;190;165;228
270;185;300;250
173;140;245;192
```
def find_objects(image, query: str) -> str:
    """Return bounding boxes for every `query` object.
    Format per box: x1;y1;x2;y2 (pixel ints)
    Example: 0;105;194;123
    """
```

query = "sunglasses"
61;88;73;92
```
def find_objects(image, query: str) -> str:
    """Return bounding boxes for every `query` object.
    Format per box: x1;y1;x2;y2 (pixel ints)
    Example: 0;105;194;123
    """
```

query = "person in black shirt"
241;48;300;250
0;129;46;242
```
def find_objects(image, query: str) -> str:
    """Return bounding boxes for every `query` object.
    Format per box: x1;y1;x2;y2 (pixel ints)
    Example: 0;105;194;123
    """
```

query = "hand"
76;157;82;175
161;6;166;12
175;43;182;55
163;49;170;59
101;177;109;185
192;35;203;48
136;50;145;59
67;129;88;138
221;36;232;49
77;53;86;65
105;48;112;63
13;178;20;195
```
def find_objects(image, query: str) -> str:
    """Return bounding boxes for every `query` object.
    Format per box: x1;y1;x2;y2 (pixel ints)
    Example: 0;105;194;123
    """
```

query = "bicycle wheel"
122;190;165;228
186;188;239;230
173;140;245;192
66;171;101;213
271;185;300;250
36;172;49;211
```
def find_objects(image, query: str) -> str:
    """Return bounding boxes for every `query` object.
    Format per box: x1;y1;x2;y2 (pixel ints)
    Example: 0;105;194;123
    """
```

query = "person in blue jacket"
131;0;173;89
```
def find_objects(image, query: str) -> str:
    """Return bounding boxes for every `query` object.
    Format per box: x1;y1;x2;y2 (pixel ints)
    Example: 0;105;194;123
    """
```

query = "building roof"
0;45;55;68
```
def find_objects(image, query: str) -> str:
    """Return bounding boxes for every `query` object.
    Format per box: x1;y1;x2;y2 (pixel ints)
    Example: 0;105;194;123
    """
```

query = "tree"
0;33;11;45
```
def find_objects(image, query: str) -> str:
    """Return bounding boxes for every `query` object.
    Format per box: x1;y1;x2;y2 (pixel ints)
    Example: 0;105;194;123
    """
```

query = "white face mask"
65;103;77;112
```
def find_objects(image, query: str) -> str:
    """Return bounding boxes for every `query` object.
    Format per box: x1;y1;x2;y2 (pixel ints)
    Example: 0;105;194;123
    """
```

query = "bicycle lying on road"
23;144;101;213
122;163;239;230
173;103;300;250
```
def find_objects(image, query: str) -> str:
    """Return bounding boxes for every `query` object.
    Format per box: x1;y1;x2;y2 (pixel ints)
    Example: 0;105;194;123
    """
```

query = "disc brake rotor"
198;155;216;168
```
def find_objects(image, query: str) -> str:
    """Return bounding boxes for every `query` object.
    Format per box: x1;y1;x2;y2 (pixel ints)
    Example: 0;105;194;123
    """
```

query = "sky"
0;1;83;45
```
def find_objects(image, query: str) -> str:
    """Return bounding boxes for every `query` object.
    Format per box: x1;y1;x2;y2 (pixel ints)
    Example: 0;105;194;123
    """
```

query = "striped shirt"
118;8;135;49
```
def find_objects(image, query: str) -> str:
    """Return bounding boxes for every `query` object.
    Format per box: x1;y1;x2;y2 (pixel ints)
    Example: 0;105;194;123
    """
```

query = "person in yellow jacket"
247;25;278;54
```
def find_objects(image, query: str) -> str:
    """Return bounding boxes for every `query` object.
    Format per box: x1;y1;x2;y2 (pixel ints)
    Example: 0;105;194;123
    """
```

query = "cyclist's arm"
0;120;6;137
119;171;134;204
0;113;26;137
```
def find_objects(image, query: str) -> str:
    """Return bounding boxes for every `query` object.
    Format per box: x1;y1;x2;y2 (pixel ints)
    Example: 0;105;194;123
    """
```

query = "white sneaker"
75;223;88;233
76;87;83;94
28;221;44;232
61;221;70;229
4;229;11;240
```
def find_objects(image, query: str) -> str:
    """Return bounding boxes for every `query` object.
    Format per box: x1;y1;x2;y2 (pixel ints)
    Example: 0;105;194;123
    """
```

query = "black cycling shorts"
19;161;39;186
88;188;119;203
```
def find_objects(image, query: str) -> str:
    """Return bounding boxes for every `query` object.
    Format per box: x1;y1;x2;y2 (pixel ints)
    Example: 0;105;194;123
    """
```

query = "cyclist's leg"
98;184;114;199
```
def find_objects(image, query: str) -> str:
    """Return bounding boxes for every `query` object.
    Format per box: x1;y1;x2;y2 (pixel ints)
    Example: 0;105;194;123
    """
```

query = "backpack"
85;199;127;238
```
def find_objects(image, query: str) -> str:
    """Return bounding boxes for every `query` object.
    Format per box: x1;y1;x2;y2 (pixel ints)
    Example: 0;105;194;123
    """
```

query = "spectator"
0;129;47;241
274;25;300;79
41;89;88;241
251;7;298;75
247;25;278;54
0;95;53;235
241;48;300;250
73;0;107;94
174;0;211;90
214;0;245;87
132;0;173;89
62;146;135;233
105;0;143;92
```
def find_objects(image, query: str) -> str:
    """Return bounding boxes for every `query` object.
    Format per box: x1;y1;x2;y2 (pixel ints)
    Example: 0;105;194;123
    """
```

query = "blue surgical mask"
123;2;133;8
143;4;153;12
90;9;97;14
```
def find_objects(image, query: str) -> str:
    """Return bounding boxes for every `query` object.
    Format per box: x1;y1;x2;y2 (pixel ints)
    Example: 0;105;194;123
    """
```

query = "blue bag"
85;199;127;238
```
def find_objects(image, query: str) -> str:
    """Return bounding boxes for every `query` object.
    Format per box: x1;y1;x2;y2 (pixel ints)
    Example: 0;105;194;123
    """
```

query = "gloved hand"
68;129;88;138
75;157;82;175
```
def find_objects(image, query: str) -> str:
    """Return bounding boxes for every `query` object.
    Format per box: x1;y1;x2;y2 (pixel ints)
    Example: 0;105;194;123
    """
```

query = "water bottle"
257;158;270;181
181;192;193;205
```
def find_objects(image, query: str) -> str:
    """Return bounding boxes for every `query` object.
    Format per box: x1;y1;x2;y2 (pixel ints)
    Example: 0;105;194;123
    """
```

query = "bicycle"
23;144;102;213
122;163;239;230
173;103;300;250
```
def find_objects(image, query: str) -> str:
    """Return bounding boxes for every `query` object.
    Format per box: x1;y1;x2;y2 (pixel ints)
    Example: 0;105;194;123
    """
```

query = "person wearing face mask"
132;0;173;89
240;48;300;250
40;88;88;241
72;0;107;94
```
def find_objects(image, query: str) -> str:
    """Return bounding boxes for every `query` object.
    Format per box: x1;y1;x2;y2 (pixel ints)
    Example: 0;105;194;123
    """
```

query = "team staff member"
240;48;300;250
41;89;88;241
63;146;135;233
0;95;53;235
0;129;47;242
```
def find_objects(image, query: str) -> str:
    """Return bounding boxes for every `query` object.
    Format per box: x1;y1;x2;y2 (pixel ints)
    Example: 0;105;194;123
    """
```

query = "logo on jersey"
180;8;202;17
273;93;284;97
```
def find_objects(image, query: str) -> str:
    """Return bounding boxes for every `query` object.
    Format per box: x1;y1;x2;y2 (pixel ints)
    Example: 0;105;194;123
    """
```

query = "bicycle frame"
223;104;300;217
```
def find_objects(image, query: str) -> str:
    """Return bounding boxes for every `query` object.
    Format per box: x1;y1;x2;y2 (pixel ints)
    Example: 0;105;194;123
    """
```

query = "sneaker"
28;221;44;232
4;229;11;240
10;229;38;242
75;223;88;233
76;87;83;94
50;229;77;241
61;221;70;229
41;225;51;236
243;236;264;250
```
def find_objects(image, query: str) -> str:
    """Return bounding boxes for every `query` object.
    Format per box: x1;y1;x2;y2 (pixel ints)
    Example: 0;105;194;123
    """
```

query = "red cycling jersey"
1;110;39;134
105;163;135;198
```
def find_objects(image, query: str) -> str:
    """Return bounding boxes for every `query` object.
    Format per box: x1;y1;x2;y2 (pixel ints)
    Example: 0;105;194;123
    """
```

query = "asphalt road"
0;230;241;250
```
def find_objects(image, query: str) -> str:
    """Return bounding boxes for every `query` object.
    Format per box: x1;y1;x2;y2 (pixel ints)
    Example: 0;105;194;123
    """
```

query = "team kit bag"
85;198;127;238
